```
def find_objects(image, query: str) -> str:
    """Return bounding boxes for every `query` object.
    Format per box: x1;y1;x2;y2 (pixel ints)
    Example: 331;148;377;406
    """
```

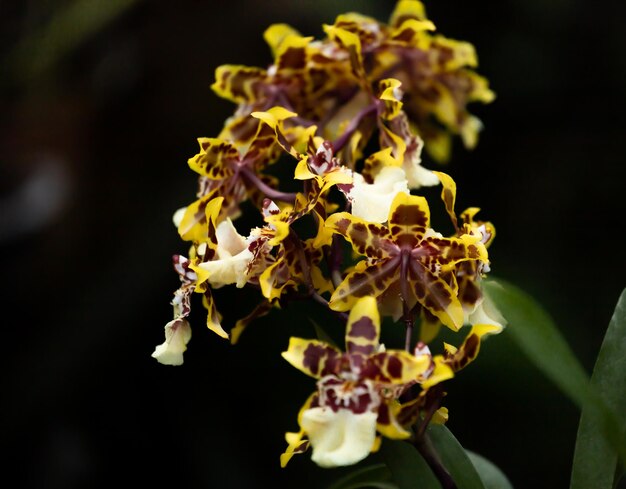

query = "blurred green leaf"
483;278;591;406
311;319;339;348
427;424;485;489
570;289;626;489
484;279;626;465
326;463;398;489
380;439;442;489
466;450;514;489
7;0;141;84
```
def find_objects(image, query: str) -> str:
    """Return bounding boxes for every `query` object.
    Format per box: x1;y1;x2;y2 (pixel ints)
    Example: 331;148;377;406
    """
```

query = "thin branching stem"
400;250;414;352
332;103;377;152
241;167;297;203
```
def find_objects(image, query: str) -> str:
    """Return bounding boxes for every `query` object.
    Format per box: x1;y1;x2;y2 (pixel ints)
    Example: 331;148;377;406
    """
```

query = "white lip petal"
215;219;248;257
151;319;192;366
348;166;409;223
404;156;440;189
301;407;377;468
198;248;254;288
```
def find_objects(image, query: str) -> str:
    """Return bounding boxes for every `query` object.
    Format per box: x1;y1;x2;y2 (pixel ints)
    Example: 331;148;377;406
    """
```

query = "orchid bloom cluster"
152;0;504;469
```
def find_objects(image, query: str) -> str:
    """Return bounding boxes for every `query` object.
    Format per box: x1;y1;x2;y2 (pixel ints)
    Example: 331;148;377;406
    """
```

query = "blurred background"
1;0;625;487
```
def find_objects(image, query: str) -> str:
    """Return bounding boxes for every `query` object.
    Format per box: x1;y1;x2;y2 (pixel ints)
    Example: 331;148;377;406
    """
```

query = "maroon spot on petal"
391;204;427;226
377;402;391;425
302;344;326;376
349;317;376;340
278;47;306;70
347;342;375;356
463;334;480;361
387;355;403;379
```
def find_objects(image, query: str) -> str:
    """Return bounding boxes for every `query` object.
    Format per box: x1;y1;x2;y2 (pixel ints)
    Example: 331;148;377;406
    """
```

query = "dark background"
2;0;625;488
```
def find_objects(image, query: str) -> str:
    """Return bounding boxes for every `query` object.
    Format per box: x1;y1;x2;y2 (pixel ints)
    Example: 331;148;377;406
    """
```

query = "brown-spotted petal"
443;323;500;372
345;296;380;357
211;64;267;104
363;350;430;385
387;192;430;248
325;212;396;260
409;260;464;330
432;171;458;230
201;289;227;339
329;256;401;312
282;338;342;379
188;138;238;179
376;400;412;440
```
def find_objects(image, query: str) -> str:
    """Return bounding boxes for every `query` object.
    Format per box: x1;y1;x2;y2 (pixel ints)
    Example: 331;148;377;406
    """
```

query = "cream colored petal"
348;167;409;223
301;407;377;468
404;151;440;189
197;248;254;288
215;219;248;257
151;319;192;366
467;295;506;333
172;206;187;228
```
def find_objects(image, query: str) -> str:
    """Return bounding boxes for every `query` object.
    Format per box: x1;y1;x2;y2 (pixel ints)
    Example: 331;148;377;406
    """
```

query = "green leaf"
570;289;626;489
483;279;626;465
380;439;442;489
483;278;591;406
427;424;485;489
326;464;399;489
466;450;514;489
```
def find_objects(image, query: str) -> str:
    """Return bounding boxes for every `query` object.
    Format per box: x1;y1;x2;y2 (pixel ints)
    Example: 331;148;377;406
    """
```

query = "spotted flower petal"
345;296;380;357
325;213;395;260
282;338;342;379
443;323;501;372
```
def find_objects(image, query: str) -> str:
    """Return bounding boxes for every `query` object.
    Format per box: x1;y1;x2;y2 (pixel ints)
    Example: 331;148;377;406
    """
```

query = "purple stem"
310;291;349;322
400;250;414;352
415;435;458;489
332;103;377;153
241;167;297;203
329;235;344;289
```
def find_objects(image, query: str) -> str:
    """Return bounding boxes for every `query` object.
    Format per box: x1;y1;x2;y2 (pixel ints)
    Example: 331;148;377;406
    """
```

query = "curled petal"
280;431;310;468
432;171;458;230
264;23;301;56
323;25;366;83
421;356;454;390
376;401;411;439
211;64;267;104
151;319;192;366
191;218;254;289
202;289;228;339
188;138;237;179
389;0;428;27
230;301;274;345
281;392;317;468
467;296;506;334
378;78;404;120
443;323;501;372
